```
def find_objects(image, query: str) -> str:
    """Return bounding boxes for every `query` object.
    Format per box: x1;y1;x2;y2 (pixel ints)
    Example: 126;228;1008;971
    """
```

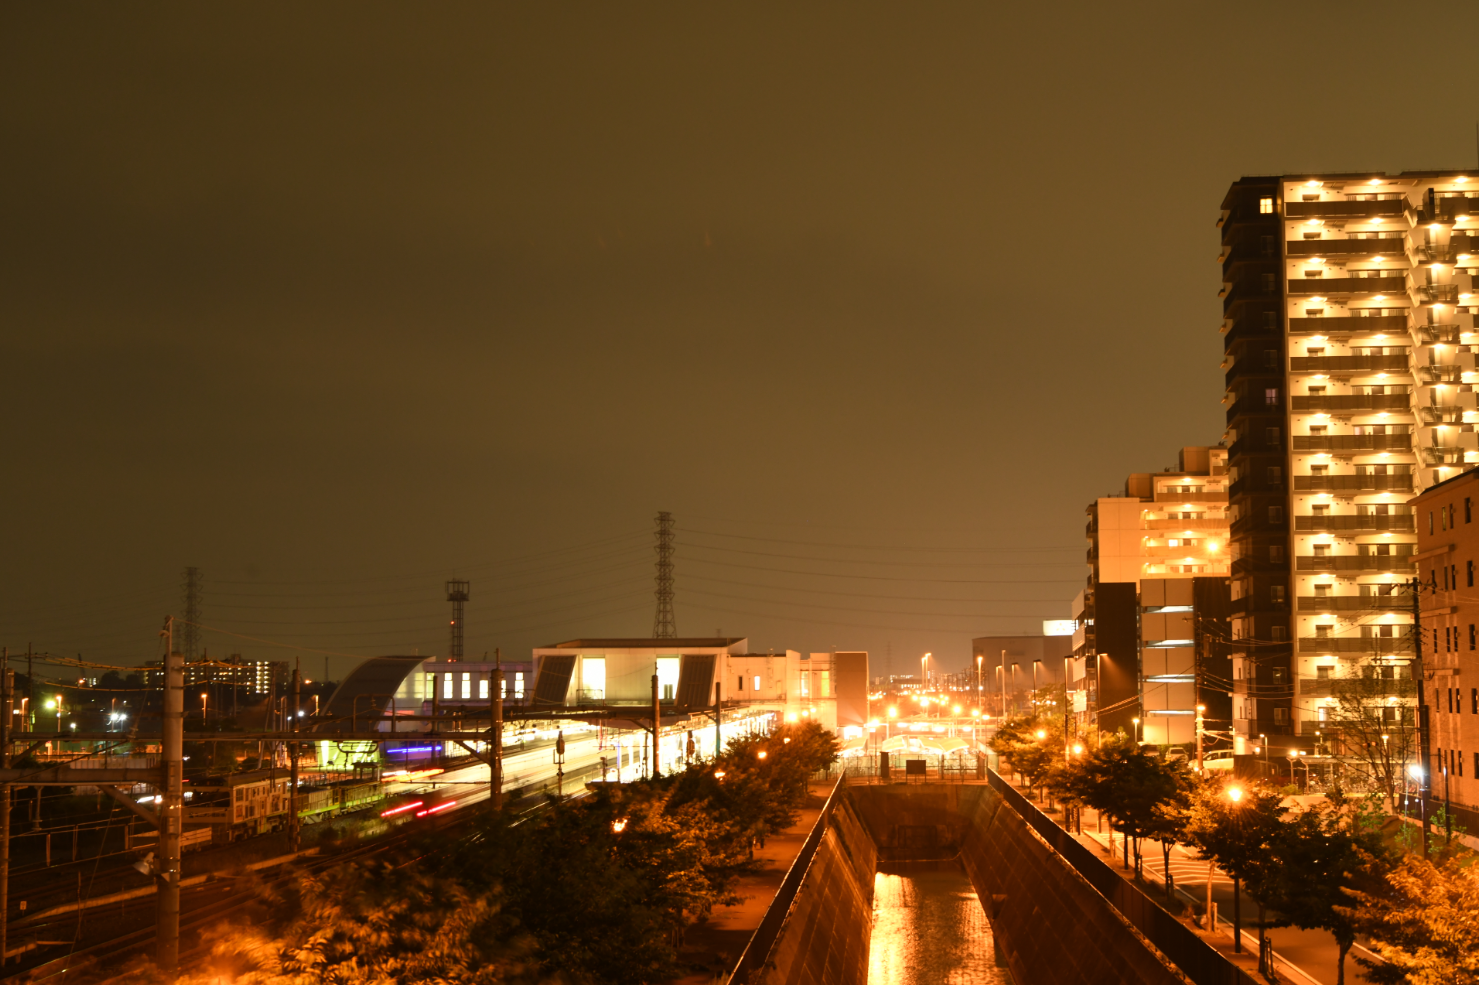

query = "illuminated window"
1259;197;1274;214
753;675;761;691
479;678;489;700
500;678;508;699
515;672;525;698
443;673;453;699
461;672;471;700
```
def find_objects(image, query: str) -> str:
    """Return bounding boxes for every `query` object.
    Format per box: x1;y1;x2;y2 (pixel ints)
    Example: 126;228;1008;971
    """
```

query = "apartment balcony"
1418;323;1466;344
1298;636;1414;655
1290;392;1411;413
1295;554;1416;572
1288;277;1406;297
1287;238;1405;259
1284;199;1407;221
1289;354;1408;374
1292;433;1412;453
1418;406;1466;425
1293;514;1415;533
1143;544;1222;558
1414;284;1460;304
1418;365;1465;384
1293;473;1414;492
1151;490;1227;503
1144;517;1229;530
1414;244;1459;264
1298;675;1416;698
1288;315;1409;337
1297;595;1410;613
1420;445;1473;466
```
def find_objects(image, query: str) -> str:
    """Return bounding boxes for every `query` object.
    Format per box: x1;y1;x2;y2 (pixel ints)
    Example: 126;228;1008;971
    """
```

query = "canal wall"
755;791;876;985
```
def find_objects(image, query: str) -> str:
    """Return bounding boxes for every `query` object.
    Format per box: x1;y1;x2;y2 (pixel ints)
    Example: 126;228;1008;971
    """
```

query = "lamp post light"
1132;717;1140;744
200;692;208;724
1226;785;1244;952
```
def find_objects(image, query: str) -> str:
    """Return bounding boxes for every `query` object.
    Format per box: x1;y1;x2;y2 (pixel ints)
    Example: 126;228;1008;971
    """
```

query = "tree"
990;713;1063;799
1183;780;1287;935
1325;668;1418;811
1259;802;1390;985
1060;738;1192;876
1342;853;1479;985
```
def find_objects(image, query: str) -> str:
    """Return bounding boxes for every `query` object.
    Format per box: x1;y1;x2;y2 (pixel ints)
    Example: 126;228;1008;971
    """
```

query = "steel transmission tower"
446;580;470;661
180;567;203;661
653;512;676;639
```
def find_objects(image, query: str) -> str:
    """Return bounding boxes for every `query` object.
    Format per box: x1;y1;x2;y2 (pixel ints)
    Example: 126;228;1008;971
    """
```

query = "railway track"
3;787;585;984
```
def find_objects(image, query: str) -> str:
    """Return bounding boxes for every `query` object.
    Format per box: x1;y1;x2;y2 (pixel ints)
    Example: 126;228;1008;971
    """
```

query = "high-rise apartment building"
1072;446;1232;743
1220;172;1478;750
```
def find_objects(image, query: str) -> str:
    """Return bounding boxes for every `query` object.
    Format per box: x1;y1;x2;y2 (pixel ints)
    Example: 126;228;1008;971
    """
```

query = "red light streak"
380;800;423;817
414;800;458;818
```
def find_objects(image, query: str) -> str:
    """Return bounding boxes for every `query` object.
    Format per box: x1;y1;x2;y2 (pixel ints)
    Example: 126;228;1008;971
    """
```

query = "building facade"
1220;172;1478;750
1412;470;1479;812
1072;446;1233;743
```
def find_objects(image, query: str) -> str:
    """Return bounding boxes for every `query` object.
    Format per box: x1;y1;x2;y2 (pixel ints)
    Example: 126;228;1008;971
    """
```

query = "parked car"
1201;750;1235;772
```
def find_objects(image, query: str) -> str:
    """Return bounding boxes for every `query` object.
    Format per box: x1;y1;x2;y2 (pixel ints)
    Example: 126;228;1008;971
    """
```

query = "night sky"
3;4;1475;681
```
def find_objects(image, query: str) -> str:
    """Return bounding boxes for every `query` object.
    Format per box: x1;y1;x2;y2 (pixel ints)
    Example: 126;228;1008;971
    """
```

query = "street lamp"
1225;785;1245;952
1132;717;1140;743
201;692;209;723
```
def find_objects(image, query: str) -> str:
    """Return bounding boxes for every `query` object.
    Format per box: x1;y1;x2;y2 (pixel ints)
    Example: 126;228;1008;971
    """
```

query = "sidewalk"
672;782;831;984
1070;803;1377;985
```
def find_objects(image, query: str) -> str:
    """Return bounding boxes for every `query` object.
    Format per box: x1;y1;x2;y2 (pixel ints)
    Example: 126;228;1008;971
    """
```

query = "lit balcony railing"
1298;675;1416;698
1298;636;1413;655
1287;238;1405;258
1291;392;1411;413
1292;433;1413;453
1290;354;1409;374
1418;323;1465;344
1288;315;1408;336
1418;405;1465;425
1292;473;1415;493
1418;365;1464;384
1295;554;1416;572
1297;595;1410;613
1284;199;1407;220
1293;514;1415;532
1414;245;1458;264
1143;517;1229;530
1414;284;1460;304
1288;277;1407;297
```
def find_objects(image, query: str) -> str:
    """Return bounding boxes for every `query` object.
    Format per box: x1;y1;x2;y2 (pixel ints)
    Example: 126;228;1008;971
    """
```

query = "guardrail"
987;769;1258;985
726;775;844;985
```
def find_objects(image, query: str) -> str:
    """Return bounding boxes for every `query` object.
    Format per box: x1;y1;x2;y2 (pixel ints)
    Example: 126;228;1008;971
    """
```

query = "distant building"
969;629;1073;717
1072;446;1233;744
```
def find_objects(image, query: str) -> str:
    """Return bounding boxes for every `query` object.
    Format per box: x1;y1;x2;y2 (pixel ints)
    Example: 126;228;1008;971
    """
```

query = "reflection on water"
867;860;1011;985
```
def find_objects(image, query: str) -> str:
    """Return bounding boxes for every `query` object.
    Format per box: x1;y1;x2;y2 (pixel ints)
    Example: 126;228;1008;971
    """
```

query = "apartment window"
1274;707;1289;724
1467;497;1473;523
738;676;745;692
1313;543;1330;557
1442;507;1449;531
1315;624;1333;638
1262;311;1278;329
1429;511;1435;534
1310;464;1329;475
1473;688;1478;714
1270;545;1285;563
1311;503;1330;515
1271;585;1286;603
1269;505;1284;522
1271;625;1287;641
1261;235;1276;257
1469;560;1475;587
1316;665;1333;679
1266;426;1281;445
1265;388;1280;406
1264;351;1280;369
1267;466;1282;485
1259;197;1274;214
1314;583;1331;596
1262;273;1277;292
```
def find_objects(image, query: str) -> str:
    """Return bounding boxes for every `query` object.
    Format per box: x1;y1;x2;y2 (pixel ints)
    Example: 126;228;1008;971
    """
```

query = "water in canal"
867;860;1012;985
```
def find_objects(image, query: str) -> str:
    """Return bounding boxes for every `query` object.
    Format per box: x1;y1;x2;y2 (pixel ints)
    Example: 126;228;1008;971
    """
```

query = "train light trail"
381;800;424;818
414;800;458;818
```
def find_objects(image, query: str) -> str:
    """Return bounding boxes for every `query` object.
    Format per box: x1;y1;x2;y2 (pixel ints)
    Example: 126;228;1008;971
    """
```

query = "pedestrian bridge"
729;773;1258;985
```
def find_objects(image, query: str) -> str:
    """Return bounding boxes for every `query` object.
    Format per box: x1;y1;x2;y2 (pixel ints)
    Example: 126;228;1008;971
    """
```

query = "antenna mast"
653;512;676;639
446;580;470;661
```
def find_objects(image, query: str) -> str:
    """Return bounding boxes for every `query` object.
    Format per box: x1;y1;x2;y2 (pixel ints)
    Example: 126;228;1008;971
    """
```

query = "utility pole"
2;650;11;970
650;671;661;778
1411;576;1433;855
1000;649;1008;717
1196;704;1205;771
157;619;184;973
491;649;502;810
289;660;300;853
653;511;676;639
713;681;722;760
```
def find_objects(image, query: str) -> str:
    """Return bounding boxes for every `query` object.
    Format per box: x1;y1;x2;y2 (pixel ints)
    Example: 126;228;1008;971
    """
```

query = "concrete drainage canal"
730;774;1254;985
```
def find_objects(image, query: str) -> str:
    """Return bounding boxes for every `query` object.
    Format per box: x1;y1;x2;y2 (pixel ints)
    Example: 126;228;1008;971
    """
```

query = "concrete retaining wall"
957;785;1192;985
758;794;876;985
